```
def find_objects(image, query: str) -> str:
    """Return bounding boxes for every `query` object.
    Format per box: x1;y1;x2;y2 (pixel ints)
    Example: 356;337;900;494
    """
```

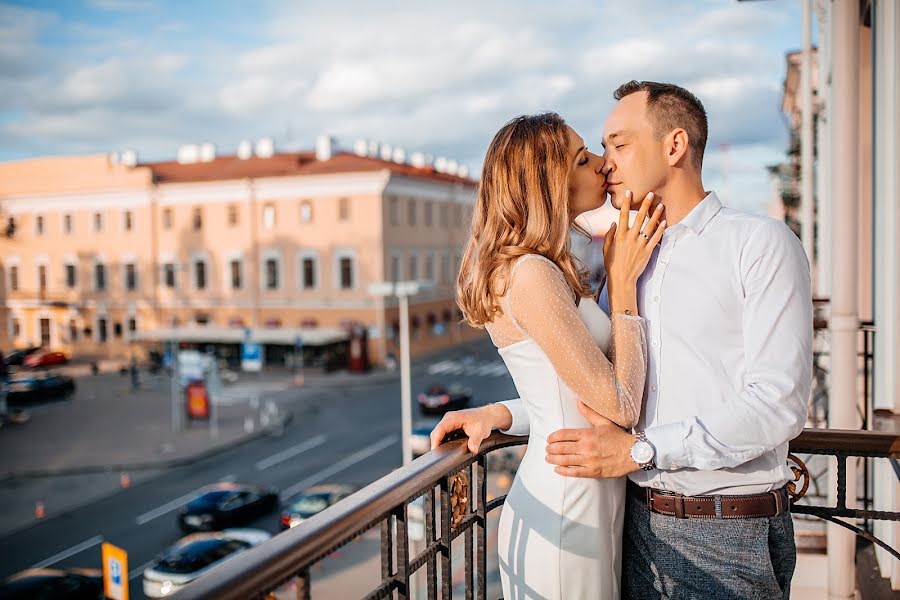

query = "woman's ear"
666;128;690;166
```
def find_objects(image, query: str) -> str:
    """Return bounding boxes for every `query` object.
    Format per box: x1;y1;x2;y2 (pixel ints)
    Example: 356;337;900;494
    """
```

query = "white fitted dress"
486;254;648;600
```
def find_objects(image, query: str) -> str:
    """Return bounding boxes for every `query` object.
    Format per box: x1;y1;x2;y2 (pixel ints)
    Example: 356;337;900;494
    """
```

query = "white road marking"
30;535;103;569
255;435;327;470
135;474;235;526
281;435;399;499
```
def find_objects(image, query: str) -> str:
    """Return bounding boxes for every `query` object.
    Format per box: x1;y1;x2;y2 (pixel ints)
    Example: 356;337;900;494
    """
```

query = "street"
0;338;518;598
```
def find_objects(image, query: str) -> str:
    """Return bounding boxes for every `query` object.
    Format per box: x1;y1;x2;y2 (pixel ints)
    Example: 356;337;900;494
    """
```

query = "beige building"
0;141;484;366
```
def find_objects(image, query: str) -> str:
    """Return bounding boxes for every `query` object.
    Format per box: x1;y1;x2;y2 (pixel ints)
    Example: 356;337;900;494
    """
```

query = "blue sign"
241;342;262;372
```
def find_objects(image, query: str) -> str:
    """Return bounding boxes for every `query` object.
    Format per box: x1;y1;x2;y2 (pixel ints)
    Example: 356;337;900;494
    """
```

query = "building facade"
0;144;484;366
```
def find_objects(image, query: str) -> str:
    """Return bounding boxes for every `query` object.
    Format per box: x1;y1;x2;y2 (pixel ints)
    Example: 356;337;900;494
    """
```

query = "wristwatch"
630;431;657;472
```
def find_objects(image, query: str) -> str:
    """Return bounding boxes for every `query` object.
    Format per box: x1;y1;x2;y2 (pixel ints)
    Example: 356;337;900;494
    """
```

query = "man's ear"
666;128;690;167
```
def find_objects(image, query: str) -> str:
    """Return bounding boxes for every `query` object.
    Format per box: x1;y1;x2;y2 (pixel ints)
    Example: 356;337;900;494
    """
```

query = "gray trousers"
622;489;796;600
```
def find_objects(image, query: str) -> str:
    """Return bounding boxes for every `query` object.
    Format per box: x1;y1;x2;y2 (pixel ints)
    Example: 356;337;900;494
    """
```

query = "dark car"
23;351;68;369
0;568;102;600
279;484;357;530
6;372;75;404
178;483;279;532
4;347;42;367
417;383;472;415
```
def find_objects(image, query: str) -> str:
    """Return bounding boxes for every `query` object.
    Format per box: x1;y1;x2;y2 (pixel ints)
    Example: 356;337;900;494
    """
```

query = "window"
162;208;173;230
195;313;210;326
97;317;108;343
39;318;51;346
65;264;77;289
409;254;418;280
9;265;18;291
95;263;106;291
94;212;103;232
408;199;417;226
228;205;239;226
389;197;398;226
38;265;47;291
194;259;207;290
265;258;279;289
424;254;434;281
163;263;176;288
230;259;242;290
123;210;133;231
301;256;317;289
192;207;203;231
440;203;448;227
339;257;354;289
35;215;44;235
300;201;313;223
63;214;73;234
128;318;136;334
11;317;20;338
69;319;78;342
391;254;401;282
338;197;350;221
125;263;137;291
424;201;432;227
263;204;276;229
113;322;123;338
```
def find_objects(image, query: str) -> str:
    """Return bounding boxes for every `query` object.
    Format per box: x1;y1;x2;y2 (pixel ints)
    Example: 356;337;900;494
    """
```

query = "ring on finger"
641;232;650;240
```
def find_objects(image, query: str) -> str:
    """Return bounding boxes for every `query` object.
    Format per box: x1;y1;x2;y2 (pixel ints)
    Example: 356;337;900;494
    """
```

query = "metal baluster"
464;464;474;600
836;454;847;510
295;568;310;600
381;517;394;584
440;476;452;599
475;457;487;600
425;487;438;600
397;505;411;600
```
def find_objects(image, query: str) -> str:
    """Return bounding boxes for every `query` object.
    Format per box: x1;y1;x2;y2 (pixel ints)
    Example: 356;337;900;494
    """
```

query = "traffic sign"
102;542;129;600
241;342;262;372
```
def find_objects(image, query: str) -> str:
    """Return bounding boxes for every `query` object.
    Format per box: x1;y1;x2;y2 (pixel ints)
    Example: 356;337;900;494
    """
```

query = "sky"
0;0;804;215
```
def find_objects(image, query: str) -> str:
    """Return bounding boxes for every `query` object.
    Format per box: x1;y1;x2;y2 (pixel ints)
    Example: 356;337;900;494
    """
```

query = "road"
0;339;518;598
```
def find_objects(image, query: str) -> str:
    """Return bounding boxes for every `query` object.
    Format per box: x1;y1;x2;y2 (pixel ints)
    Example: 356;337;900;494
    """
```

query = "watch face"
631;440;654;464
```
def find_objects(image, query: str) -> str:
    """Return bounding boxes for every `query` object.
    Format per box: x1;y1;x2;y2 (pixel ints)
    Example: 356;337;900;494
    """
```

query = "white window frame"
121;254;138;292
223;251;244;291
34;255;50;293
35;311;55;348
35;214;45;236
408;251;419;282
122;209;134;232
334;248;358;291
424;251;436;283
299;200;313;224
260;249;283;291
93;211;104;233
9;311;22;341
191;251;210;291
93;257;108;292
63;254;78;290
297;250;320;291
5;257;20;292
96;313;109;344
262;203;276;229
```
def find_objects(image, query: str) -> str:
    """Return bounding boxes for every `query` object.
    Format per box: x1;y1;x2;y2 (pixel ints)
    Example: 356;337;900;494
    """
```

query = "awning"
131;326;349;347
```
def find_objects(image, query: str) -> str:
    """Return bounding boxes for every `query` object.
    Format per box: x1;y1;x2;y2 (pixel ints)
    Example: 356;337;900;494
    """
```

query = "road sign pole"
399;293;413;466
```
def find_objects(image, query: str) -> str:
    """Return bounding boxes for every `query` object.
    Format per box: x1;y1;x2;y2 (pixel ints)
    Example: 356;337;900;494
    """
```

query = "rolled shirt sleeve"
498;398;530;436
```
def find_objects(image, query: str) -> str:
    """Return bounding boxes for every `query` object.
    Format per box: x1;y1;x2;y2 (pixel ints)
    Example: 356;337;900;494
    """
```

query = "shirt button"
651;385;658;392
653;296;660;302
651;341;659;348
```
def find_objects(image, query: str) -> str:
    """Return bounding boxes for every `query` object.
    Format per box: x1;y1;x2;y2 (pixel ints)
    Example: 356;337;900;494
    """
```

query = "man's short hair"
614;80;708;169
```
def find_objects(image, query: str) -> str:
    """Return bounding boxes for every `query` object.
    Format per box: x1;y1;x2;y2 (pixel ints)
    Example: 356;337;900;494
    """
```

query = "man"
431;81;812;599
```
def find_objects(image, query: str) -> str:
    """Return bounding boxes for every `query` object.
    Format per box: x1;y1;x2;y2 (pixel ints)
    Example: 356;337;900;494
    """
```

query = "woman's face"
565;125;608;219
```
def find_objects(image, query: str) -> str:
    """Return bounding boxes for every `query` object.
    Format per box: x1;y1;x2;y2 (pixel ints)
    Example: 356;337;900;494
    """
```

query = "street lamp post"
368;280;432;466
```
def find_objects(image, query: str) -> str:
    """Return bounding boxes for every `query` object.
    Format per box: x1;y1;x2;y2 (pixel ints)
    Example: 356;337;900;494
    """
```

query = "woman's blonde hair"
456;112;592;327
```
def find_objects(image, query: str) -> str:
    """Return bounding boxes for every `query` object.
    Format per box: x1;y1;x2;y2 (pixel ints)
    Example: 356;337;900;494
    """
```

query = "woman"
445;113;664;598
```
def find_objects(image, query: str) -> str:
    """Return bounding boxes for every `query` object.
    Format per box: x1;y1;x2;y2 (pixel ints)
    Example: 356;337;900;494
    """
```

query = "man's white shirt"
500;192;813;496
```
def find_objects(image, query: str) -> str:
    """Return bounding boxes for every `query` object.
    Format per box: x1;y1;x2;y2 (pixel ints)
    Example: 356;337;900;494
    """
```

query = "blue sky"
1;0;805;214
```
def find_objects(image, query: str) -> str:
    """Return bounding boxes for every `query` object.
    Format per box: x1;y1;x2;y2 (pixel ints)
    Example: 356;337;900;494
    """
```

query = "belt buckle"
772;488;785;516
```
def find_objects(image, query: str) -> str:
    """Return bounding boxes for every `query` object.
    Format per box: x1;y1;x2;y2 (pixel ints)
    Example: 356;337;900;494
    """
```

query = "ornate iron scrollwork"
786;453;810;504
449;471;469;527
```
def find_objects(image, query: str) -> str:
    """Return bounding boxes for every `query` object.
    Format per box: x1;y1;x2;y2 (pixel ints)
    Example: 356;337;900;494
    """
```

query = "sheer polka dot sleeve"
505;254;647;429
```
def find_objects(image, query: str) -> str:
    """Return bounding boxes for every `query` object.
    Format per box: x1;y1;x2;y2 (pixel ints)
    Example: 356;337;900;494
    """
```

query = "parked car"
143;529;270;598
279;484;357;530
6;372;75;404
4;347;42;367
177;483;279;532
23;351;68;369
410;422;439;457
0;568;102;599
416;383;472;415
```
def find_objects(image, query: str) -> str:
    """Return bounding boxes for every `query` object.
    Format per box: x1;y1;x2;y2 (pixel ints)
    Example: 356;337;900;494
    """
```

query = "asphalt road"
0;338;518;598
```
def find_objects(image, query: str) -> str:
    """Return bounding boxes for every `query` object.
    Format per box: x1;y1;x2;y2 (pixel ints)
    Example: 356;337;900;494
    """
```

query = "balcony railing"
172;427;899;600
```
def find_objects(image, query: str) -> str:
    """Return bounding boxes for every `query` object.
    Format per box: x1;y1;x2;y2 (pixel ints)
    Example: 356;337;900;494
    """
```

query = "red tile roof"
143;151;477;186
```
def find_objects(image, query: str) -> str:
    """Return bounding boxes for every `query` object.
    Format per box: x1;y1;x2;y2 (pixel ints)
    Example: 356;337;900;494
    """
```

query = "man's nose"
601;154;615;176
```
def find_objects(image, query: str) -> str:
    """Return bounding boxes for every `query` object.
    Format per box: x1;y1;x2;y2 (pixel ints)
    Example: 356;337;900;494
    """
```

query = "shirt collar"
674;191;722;236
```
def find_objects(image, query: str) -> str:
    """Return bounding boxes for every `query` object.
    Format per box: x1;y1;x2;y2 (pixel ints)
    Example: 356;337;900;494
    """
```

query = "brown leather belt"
627;480;789;519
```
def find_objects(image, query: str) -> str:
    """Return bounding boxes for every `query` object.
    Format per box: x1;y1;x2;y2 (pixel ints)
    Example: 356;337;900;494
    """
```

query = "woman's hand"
430;404;513;454
603;190;665;313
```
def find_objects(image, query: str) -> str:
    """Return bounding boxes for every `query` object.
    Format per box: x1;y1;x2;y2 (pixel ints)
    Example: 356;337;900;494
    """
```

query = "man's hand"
545;401;640;478
430;404;512;454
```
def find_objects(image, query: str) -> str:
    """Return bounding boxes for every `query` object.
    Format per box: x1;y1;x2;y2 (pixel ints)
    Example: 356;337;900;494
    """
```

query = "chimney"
353;139;368;156
199;143;216;162
410;152;426;168
367;140;380;158
255;137;275;158
316;134;335;161
177;144;200;164
446;159;459;176
237;139;253;160
391;147;406;164
120;150;138;167
434;157;448;173
379;143;393;161
457;165;469;178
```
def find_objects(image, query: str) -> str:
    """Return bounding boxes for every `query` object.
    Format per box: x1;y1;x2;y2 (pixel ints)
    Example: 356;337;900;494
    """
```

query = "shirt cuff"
497;399;530;436
643;421;689;470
